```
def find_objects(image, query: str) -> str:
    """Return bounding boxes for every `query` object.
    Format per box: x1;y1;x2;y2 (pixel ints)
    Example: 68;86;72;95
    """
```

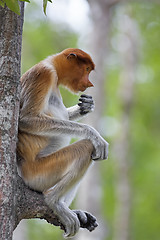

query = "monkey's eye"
86;67;90;72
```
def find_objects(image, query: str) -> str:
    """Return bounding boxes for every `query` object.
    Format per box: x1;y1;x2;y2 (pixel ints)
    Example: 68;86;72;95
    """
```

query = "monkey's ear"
67;53;77;60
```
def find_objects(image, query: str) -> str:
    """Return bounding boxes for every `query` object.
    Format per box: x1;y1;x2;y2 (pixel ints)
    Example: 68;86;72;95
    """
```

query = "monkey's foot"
73;210;98;232
58;210;80;238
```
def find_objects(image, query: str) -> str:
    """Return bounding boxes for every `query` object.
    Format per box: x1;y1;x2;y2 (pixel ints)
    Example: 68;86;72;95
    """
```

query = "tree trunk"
112;5;140;240
0;3;24;239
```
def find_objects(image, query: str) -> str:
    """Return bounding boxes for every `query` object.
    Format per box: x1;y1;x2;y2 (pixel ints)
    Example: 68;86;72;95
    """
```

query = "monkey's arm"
19;116;108;160
67;94;94;121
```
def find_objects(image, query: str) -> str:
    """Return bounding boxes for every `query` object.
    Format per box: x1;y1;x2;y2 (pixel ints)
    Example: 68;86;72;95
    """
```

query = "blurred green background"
15;1;160;240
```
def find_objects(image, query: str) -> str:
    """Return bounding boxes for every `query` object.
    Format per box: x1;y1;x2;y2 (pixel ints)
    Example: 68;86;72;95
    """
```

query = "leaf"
43;0;53;15
4;0;20;15
19;0;30;2
43;0;48;15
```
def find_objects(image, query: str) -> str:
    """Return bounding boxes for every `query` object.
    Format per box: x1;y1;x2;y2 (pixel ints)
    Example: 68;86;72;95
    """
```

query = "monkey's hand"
68;94;94;121
73;210;98;232
78;94;94;115
87;127;109;160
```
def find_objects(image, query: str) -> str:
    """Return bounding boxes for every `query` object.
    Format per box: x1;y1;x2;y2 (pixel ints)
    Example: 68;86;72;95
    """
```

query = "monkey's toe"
74;210;98;232
84;212;98;232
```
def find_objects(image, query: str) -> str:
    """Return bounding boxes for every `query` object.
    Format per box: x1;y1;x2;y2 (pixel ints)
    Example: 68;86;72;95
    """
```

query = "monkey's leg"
58;179;98;233
39;139;94;238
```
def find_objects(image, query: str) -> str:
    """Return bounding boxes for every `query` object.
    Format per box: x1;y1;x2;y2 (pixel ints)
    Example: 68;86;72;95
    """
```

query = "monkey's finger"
63;211;80;238
84;212;98;232
78;103;94;110
79;95;93;103
79;105;94;115
78;102;93;106
87;221;98;232
78;103;94;109
87;223;98;232
79;95;93;100
85;212;97;223
74;210;88;225
78;99;94;105
80;94;92;99
80;111;89;116
91;149;101;160
91;154;99;160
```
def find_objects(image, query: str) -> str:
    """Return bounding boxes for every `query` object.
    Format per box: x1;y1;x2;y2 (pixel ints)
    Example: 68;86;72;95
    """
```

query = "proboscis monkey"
17;48;108;238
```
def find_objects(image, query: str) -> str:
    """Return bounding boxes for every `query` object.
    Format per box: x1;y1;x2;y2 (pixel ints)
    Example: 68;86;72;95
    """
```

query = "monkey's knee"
74;139;94;158
69;139;94;177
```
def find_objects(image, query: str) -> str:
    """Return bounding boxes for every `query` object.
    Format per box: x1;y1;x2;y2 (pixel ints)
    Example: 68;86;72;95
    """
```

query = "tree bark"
0;3;24;239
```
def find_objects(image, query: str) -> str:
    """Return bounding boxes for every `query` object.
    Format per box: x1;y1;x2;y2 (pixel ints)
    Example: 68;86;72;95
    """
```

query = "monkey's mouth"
81;81;94;92
80;86;88;92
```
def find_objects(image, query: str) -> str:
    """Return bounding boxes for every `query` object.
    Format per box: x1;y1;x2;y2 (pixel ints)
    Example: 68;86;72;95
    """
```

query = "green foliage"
0;0;30;15
103;2;160;240
0;0;20;14
130;5;160;239
43;0;52;15
0;0;52;15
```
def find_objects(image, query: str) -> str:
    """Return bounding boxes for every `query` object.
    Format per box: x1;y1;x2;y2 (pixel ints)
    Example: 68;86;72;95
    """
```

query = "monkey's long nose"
87;80;94;87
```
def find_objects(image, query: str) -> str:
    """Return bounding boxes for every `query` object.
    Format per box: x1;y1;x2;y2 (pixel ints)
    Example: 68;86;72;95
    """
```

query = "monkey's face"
65;61;94;93
56;49;95;93
72;70;94;93
67;65;94;93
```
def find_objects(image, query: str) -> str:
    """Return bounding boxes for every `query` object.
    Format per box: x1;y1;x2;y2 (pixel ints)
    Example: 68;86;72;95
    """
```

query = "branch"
15;174;62;230
15;165;98;234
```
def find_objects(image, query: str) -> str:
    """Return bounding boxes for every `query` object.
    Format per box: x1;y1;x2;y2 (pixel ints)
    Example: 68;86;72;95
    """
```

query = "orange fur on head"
62;48;95;70
53;48;95;93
